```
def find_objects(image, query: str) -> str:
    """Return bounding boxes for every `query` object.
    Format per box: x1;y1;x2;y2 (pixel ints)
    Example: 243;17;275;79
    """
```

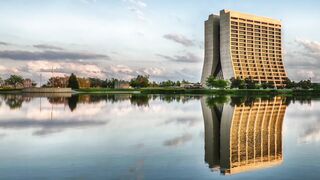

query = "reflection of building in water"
201;97;287;175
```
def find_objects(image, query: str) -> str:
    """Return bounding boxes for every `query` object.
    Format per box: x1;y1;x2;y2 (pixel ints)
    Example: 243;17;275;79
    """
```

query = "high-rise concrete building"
201;10;287;87
201;96;287;175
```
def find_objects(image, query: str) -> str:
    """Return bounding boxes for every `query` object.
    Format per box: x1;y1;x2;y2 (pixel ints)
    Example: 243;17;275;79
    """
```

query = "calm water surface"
0;94;319;179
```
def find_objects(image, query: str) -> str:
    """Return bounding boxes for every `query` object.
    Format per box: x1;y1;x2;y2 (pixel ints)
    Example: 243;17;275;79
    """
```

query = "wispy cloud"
33;44;64;51
285;39;320;82
163;34;195;47
81;0;97;4
0;50;109;61
123;0;147;21
157;52;201;63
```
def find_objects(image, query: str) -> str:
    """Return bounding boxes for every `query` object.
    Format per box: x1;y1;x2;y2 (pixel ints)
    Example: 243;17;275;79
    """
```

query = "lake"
0;93;319;179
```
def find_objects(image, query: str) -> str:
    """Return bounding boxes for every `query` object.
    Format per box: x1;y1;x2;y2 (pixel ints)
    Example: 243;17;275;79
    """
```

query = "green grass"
2;87;320;96
75;87;317;96
0;88;22;92
76;88;139;93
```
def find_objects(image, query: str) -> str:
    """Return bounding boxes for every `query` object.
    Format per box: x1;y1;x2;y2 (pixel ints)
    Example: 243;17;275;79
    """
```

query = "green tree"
0;77;3;87
230;77;245;89
130;75;149;88
261;81;275;89
244;77;258;89
206;75;228;89
283;78;296;89
5;75;24;88
89;78;104;87
160;80;176;87
68;73;79;90
297;79;312;89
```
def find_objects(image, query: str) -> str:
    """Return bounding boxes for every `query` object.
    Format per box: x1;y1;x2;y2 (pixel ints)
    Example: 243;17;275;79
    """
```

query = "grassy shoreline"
76;88;320;96
1;87;320;96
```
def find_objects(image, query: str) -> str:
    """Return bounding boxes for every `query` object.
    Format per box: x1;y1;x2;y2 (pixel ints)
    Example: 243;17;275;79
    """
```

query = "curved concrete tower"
201;10;287;87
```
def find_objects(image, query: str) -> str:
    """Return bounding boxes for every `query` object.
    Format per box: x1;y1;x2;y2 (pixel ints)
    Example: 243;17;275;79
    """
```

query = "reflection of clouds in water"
298;119;320;144
0;133;7;139
25;102;107;120
0;119;107;136
0;95;202;139
119;159;145;180
286;102;320;144
163;117;200;127
163;133;193;147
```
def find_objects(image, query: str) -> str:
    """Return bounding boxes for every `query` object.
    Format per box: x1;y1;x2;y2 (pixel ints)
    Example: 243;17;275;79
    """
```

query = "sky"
1;0;320;83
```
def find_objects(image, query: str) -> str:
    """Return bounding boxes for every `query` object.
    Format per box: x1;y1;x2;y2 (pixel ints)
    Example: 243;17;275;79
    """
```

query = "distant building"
114;81;131;89
180;83;203;89
23;78;33;88
202;10;287;87
77;78;91;88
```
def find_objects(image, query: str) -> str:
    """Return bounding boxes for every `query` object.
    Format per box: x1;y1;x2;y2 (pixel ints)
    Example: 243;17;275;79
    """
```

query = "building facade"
201;10;287;87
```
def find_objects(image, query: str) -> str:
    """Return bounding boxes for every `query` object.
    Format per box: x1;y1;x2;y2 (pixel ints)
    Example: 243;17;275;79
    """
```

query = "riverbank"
1;87;320;96
76;88;320;96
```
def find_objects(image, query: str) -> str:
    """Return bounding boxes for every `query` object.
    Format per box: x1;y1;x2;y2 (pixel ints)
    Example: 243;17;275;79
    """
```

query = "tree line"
206;75;315;90
1;73;192;90
0;75;36;88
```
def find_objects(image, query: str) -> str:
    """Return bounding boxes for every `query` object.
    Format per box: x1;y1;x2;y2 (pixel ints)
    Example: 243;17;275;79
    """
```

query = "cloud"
33;44;64;51
123;0;147;21
163;133;193;147
26;61;107;79
163;34;195;47
0;50;110;61
285;39;320;82
125;0;146;8
157;52;201;63
0;65;20;75
81;0;96;3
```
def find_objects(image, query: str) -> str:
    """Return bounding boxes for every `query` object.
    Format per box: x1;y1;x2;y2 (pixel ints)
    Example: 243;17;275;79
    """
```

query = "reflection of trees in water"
158;95;201;103
0;94;316;111
0;95;32;109
205;95;315;108
130;94;150;107
67;95;79;112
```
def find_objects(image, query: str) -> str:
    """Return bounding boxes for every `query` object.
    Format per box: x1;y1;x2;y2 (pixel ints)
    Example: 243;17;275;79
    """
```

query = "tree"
89;78;104;87
297;79;312;89
266;81;275;89
130;75;149;88
68;73;79;90
244;77;258;89
176;81;181;87
5;75;24;88
283;78;295;89
0;77;4;87
206;75;228;89
160;80;175;87
230;77;245;89
206;75;216;88
261;81;275;89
